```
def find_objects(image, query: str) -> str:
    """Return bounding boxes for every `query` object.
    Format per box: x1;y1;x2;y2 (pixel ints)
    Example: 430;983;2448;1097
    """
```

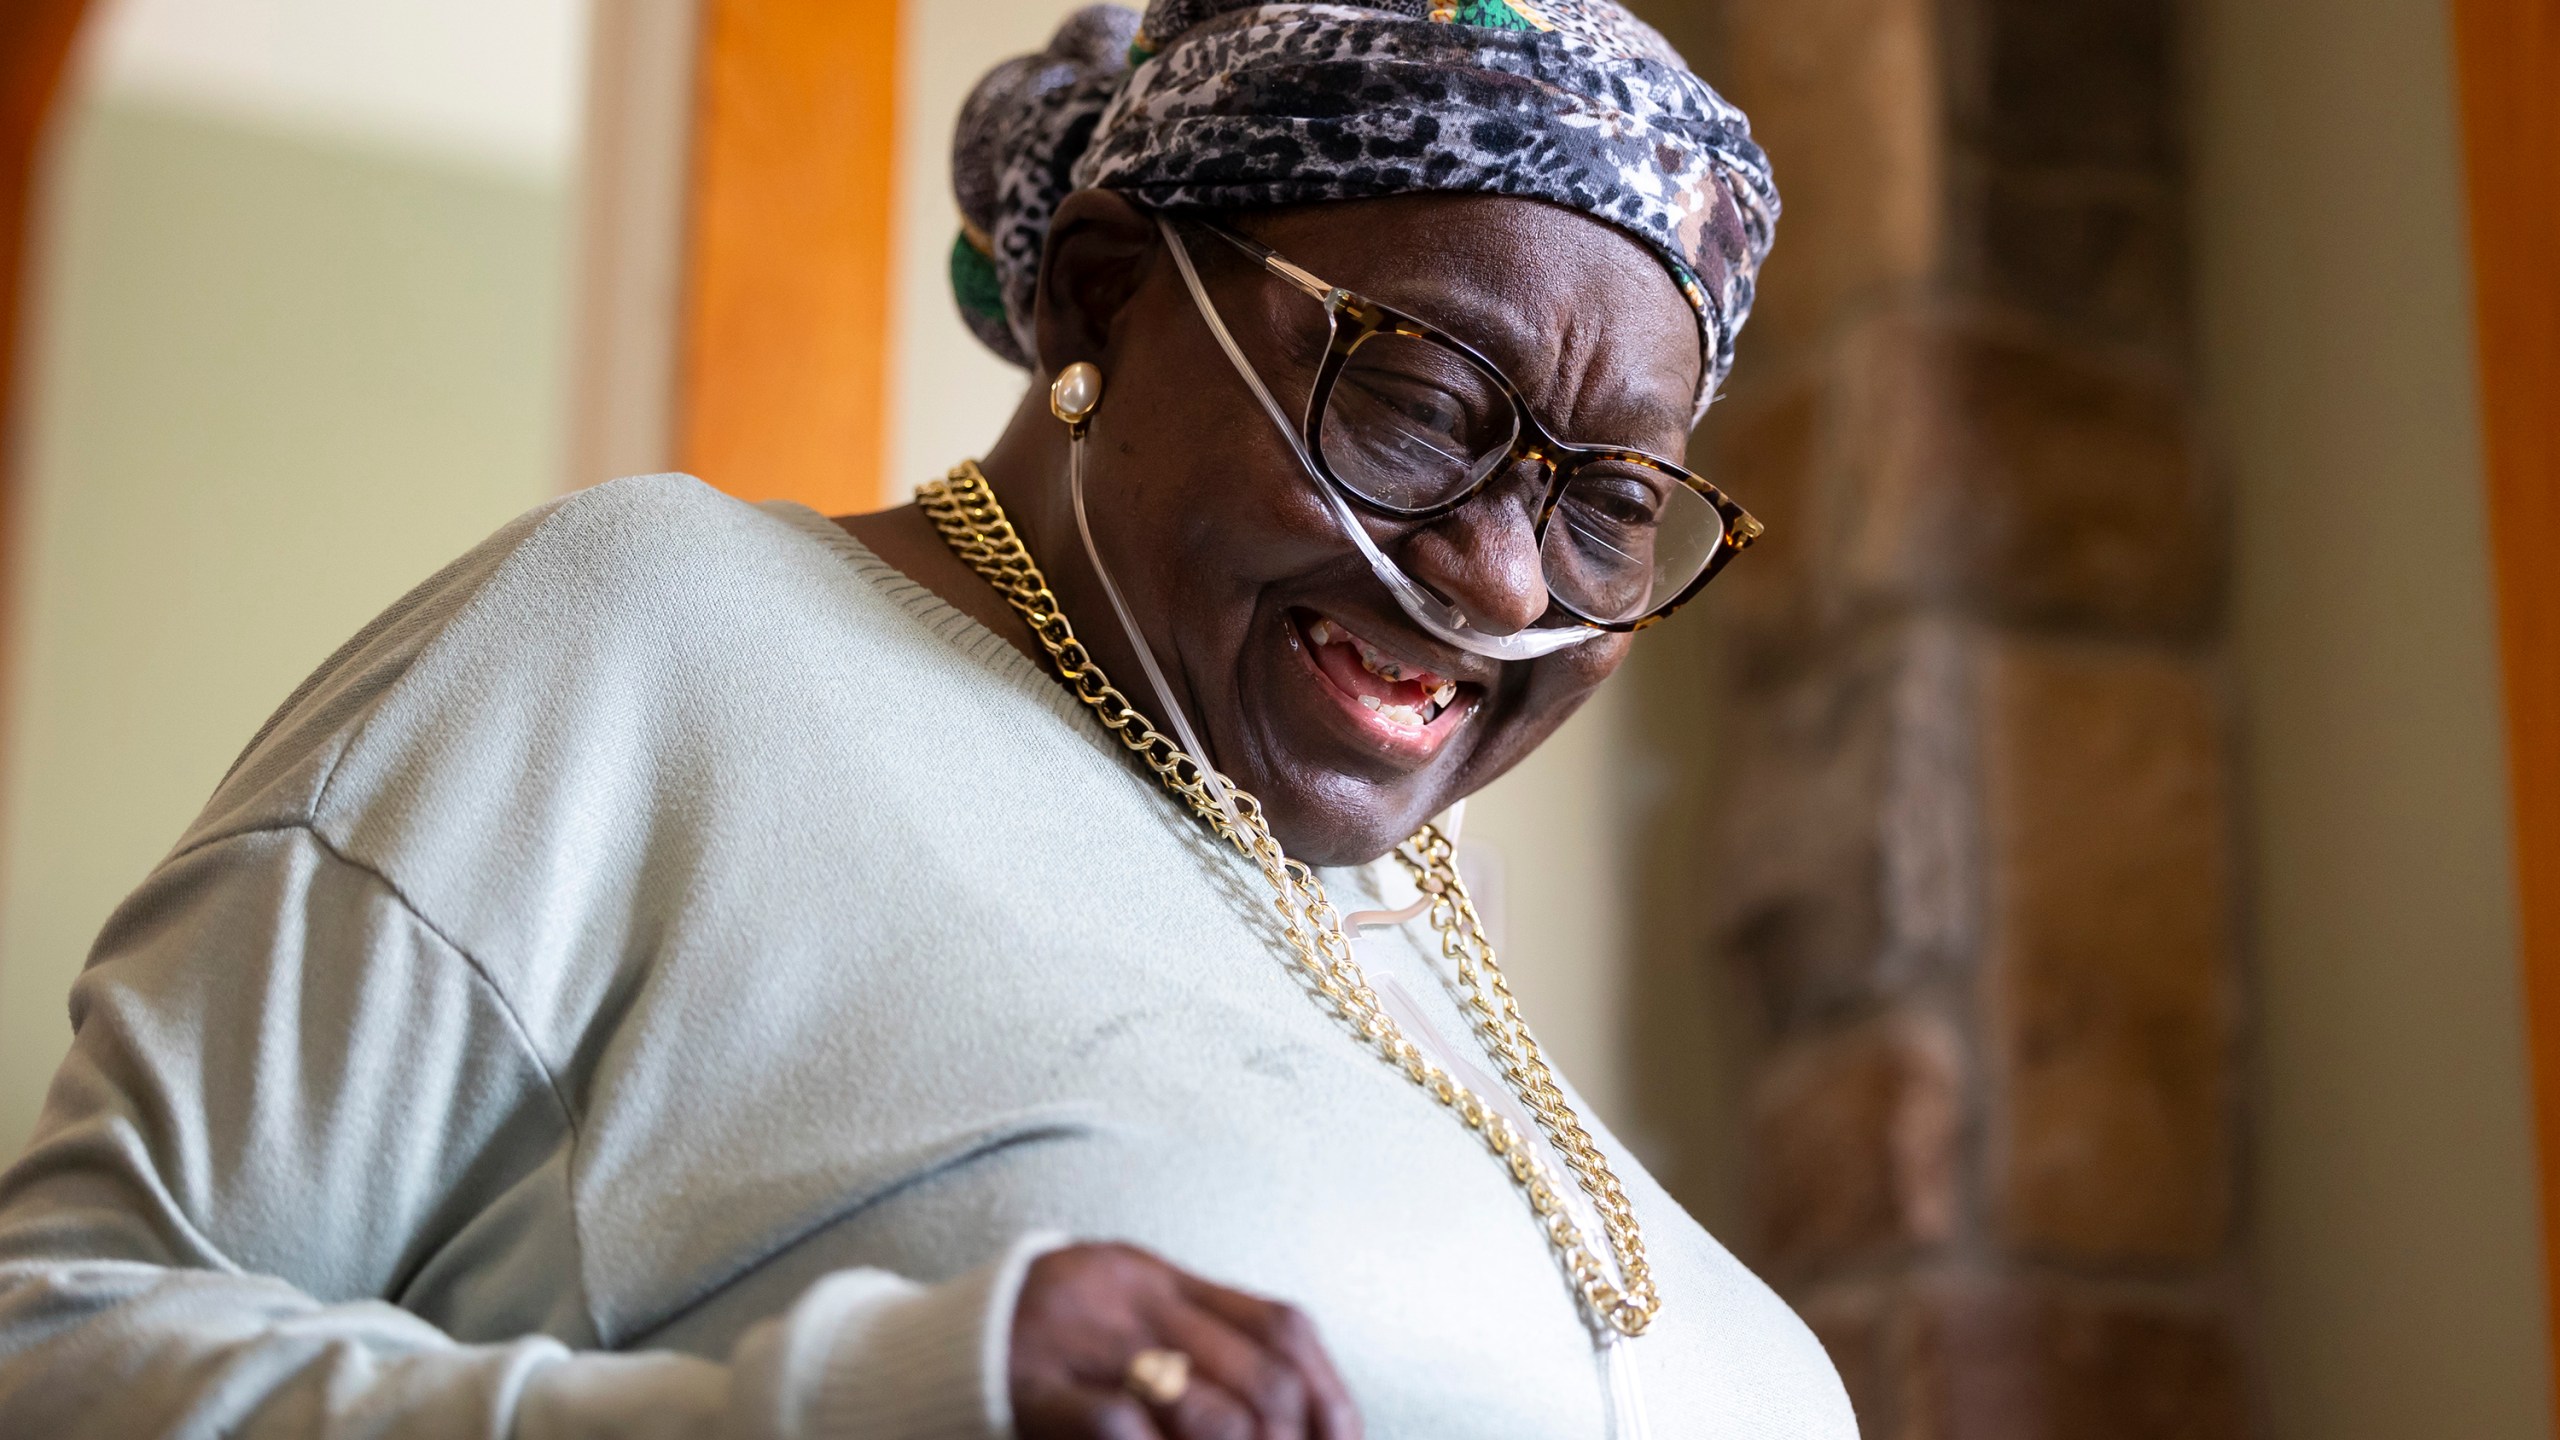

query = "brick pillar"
1697;0;2252;1434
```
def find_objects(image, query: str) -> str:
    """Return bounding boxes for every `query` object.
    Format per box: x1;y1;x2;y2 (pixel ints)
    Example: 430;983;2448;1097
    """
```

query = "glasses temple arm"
1190;218;1339;303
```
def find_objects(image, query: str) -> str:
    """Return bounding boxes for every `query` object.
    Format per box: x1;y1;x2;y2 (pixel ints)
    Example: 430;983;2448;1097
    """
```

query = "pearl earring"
1049;362;1103;435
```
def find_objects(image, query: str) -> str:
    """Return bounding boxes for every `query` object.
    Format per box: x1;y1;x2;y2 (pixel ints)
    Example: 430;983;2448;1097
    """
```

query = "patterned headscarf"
951;1;1780;421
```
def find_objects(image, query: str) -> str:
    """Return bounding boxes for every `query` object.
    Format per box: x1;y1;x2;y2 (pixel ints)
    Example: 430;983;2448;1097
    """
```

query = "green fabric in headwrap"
949;232;1007;327
1454;0;1542;30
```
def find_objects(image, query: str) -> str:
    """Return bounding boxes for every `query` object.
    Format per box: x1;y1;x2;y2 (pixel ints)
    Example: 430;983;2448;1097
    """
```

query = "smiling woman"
0;3;1850;1439
856;190;1733;862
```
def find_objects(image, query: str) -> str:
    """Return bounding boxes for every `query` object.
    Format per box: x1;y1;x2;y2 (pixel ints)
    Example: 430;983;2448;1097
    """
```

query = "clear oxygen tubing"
1153;215;1600;664
1342;828;1653;1440
1340;798;1465;931
1362;955;1654;1440
1063;415;1245;834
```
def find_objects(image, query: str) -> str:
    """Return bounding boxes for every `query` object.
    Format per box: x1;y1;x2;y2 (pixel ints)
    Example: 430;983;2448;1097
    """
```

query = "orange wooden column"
0;0;93;773
678;0;903;514
2450;0;2560;1410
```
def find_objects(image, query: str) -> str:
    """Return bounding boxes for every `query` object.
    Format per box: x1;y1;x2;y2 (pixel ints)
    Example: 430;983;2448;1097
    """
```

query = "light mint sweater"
0;476;1853;1439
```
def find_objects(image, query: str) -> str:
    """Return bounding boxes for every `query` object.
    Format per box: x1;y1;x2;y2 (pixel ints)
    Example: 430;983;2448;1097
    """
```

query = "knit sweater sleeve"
0;824;1056;1440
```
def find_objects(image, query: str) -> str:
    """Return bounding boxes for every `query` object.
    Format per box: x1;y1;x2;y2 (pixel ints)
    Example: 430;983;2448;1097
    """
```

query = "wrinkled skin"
841;190;1701;1439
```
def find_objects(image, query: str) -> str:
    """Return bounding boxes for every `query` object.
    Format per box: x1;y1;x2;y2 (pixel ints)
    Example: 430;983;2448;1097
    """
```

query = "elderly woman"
0;2;1850;1436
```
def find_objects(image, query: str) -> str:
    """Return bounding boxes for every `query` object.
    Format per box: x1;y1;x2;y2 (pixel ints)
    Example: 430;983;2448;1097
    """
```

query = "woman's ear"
1031;189;1160;376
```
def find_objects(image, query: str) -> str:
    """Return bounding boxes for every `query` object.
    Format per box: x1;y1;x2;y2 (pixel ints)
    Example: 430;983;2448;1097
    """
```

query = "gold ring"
1124;1347;1192;1408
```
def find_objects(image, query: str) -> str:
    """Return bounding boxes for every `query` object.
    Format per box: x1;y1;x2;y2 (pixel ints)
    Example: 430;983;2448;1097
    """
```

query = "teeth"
1356;640;1406;683
1313;614;1454;720
1360;694;1427;728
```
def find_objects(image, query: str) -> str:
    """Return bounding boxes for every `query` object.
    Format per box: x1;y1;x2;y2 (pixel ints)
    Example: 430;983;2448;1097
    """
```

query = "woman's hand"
1010;1243;1364;1439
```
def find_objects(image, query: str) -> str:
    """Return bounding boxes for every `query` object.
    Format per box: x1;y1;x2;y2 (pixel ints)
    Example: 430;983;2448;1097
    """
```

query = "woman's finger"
1150;1365;1264;1440
1016;1379;1170;1440
1144;1298;1310;1439
1174;1278;1363;1440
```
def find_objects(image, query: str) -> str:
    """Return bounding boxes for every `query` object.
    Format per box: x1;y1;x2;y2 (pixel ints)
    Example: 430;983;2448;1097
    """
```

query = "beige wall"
0;92;573;1146
886;0;1080;495
2192;0;2553;1432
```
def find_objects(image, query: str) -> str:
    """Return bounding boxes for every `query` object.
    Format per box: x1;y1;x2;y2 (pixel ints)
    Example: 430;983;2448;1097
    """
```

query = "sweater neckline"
758;500;1095;731
759;497;1388;899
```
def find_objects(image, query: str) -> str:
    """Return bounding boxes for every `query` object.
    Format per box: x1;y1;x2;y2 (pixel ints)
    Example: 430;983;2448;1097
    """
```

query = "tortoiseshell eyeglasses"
1183;217;1761;631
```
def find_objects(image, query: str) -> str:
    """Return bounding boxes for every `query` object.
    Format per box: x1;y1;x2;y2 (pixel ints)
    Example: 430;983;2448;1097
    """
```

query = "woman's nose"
1390;463;1552;635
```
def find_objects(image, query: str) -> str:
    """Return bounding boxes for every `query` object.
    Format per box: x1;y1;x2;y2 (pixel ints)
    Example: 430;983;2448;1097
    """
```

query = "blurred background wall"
2193;0;2550;1431
0;0;590;1146
0;2;2547;1438
1674;0;2548;1429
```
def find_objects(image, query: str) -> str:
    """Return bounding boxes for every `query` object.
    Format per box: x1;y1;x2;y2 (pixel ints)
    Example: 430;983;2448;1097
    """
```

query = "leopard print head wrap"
950;1;1780;423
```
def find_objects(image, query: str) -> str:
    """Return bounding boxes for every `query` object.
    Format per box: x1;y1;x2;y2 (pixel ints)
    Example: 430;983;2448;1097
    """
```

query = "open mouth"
1290;608;1478;748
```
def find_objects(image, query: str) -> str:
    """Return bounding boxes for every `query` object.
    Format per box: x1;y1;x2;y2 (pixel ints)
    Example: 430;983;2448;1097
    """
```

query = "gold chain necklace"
920;459;1659;1338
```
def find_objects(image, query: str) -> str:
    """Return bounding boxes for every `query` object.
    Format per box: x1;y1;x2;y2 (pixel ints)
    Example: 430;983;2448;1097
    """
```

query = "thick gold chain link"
919;460;1658;1337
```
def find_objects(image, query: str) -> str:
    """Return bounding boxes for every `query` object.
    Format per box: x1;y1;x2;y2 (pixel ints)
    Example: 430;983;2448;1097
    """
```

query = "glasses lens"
1316;330;1519;512
1540;458;1726;626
